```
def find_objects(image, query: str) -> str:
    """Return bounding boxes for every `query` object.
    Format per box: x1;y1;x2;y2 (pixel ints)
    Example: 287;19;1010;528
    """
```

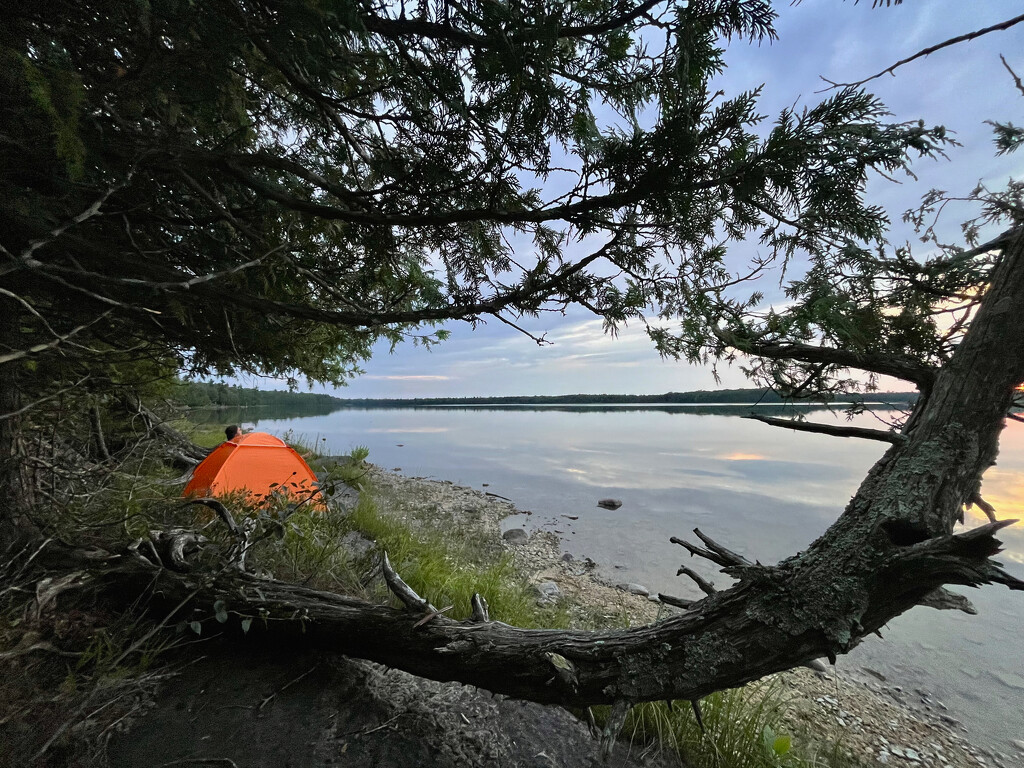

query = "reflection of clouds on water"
255;404;1024;751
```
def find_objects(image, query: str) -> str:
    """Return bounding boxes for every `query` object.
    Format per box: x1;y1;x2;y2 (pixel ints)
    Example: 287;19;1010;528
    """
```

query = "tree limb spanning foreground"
63;228;1024;755
3;0;1024;755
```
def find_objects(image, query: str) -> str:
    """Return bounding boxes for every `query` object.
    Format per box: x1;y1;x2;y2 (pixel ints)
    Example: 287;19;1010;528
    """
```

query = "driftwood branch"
26;238;1024;756
381;551;435;613
675;565;716;596
76;518;1021;710
657;593;695;610
471;592;490;622
671;528;753;570
742;414;906;444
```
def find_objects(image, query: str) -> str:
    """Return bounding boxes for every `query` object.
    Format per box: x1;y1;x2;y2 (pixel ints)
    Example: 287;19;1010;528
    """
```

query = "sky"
239;1;1024;398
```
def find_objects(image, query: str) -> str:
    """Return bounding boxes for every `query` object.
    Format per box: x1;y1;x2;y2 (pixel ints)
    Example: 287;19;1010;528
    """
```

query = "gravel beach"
365;465;1022;768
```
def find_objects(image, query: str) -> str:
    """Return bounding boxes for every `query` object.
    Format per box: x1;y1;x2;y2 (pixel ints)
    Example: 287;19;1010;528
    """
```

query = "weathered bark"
0;301;39;554
31;233;1024;721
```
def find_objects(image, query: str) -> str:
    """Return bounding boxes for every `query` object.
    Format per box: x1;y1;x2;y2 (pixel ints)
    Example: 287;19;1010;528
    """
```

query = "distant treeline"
171;381;345;409
171;383;918;409
332;389;918;407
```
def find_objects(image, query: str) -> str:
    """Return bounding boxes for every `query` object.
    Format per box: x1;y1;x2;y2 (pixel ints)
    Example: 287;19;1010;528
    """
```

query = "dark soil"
107;642;680;768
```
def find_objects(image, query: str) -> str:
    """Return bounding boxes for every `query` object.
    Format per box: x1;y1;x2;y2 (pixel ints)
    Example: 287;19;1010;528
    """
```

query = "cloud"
362;375;452;381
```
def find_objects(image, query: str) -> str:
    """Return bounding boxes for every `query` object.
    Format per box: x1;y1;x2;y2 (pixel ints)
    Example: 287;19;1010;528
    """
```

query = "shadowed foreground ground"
108;643;677;768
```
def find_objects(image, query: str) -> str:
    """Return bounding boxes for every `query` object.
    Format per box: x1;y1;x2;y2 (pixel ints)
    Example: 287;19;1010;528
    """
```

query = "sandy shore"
365;464;1020;768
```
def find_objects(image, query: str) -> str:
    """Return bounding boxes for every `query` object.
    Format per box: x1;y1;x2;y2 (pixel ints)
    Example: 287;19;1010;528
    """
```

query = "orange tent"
183;432;323;507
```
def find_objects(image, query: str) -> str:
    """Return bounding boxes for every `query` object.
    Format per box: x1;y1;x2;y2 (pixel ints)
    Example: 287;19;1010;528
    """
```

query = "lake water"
215;404;1024;751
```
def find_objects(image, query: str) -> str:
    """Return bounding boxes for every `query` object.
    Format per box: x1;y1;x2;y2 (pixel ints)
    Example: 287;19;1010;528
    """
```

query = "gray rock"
597;498;622;510
560;552;575;563
616;583;650;597
533;581;562;603
502;528;528;545
339;531;375;559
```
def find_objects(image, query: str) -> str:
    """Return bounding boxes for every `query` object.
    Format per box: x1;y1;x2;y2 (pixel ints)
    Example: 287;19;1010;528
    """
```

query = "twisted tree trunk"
65;232;1023;716
0;301;37;555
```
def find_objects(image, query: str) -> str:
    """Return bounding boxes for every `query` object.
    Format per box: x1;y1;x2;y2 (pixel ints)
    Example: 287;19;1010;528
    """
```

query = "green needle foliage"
2;0;950;409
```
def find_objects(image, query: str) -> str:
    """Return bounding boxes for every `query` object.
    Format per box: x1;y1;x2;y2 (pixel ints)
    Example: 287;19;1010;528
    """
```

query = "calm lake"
197;404;1024;751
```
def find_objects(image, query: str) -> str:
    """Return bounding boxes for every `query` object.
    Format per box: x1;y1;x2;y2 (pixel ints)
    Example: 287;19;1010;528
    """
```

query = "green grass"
617;681;867;768
246;448;569;628
172;418;227;448
12;440;868;768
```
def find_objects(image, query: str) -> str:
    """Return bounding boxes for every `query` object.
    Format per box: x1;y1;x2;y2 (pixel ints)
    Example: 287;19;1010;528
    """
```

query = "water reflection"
186;403;1024;750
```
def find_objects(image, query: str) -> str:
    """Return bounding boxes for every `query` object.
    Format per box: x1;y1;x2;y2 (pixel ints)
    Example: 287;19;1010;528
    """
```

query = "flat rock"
616;583;650;597
502;528;528;545
533;581;562;602
340;530;376;559
597;498;622;510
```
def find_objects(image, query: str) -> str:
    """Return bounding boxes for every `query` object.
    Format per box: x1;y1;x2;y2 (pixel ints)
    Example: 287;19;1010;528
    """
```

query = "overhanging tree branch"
742;414;906;444
715;328;937;389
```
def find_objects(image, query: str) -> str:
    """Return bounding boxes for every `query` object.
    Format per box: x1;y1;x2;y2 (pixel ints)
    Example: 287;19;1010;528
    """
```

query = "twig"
676;566;716;596
1000;54;1024;97
657;593;695;610
258;665;319;711
413;604;454;628
969;493;998;523
342;713;403;738
670;528;752;569
820;12;1024;90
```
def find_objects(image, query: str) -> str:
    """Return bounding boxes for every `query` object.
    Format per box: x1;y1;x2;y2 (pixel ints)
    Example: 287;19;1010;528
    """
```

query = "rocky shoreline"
365;465;1021;768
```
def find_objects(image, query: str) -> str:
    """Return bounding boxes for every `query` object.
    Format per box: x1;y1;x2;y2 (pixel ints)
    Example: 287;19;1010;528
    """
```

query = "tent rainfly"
183;432;322;507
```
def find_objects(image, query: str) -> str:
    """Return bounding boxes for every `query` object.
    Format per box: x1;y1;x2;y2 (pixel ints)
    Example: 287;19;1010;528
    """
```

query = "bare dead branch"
690;700;705;734
969;493;998;524
670;528;752;570
0;376;91;422
919;587;977;614
381;551;435;613
742;414;906;444
821;12;1024;90
657;593;695;609
675;565;716;596
1000;54;1024;97
471;592;490;622
0;310;114;365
